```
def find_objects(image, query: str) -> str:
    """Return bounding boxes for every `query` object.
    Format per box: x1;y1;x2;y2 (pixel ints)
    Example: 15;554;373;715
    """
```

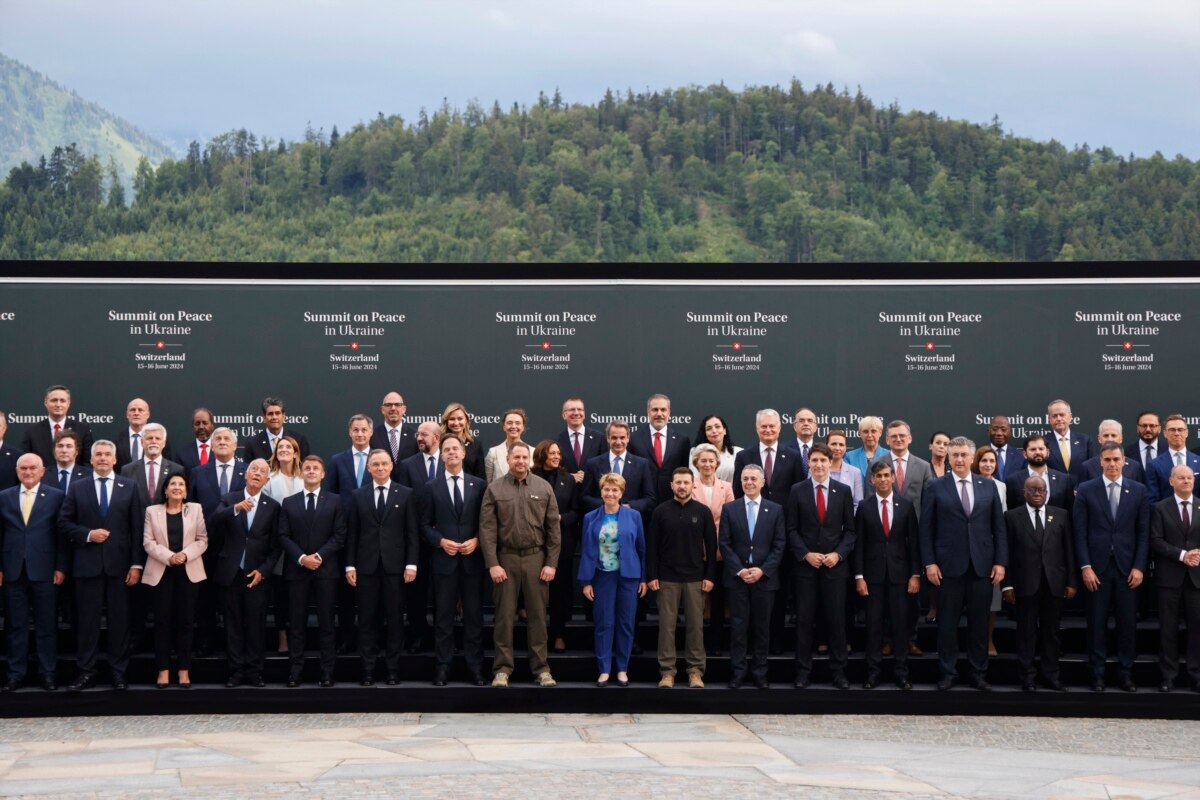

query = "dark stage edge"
4;682;1199;720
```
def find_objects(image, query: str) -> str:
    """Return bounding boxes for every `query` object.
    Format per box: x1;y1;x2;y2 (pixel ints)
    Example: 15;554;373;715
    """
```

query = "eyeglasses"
382;402;405;408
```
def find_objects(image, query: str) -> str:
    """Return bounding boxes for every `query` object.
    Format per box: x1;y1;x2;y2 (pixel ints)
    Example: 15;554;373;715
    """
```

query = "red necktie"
817;484;826;524
894;458;905;493
573;432;582;467
654;431;664;467
53;422;61;437
199;443;209;465
881;498;890;537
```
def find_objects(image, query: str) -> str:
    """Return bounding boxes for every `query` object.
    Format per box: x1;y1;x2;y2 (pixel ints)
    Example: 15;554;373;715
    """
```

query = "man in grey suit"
119;423;184;507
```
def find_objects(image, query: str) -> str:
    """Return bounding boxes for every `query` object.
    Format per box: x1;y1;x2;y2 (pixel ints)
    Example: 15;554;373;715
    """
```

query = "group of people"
1;386;1197;695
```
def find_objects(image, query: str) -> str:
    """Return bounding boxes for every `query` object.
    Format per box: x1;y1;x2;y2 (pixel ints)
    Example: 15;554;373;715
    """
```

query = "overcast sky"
3;0;1197;158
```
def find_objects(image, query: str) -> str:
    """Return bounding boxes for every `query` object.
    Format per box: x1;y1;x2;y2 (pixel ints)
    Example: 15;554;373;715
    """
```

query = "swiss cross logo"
156;341;165;349
1123;341;1133;350
733;342;742;350
925;341;935;351
541;341;551;350
350;341;360;350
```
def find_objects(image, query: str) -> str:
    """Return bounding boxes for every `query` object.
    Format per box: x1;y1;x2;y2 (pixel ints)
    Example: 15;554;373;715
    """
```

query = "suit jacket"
370;422;419;480
346;482;419;575
874;452;934;518
114;431;175;472
1149;494;1200;589
732;444;801;503
0;484;67;580
210;490;281;586
242;427;311;462
853;493;920;585
20;418;94;467
40;464;91;495
278;490;346;580
0;441;22;491
692;478;735;529
1002;504;1076;597
1079;455;1145;485
719;496;785;589
578;505;646;583
556;427;608;475
781;439;814;482
420;471;486;576
581;451;656;515
141;502;208;585
1045;429;1096;483
173;439;210;476
397;451;445;496
120;457;185;507
327;448;374;517
919;473;1008;578
1005;467;1072;513
190;460;247;520
786;478;856;575
461;441;486;480
59;473;146;578
1127;437;1168;473
628;426;692;510
536;468;581;538
1072;477;1150;577
991;443;1026;481
1146;450;1200;504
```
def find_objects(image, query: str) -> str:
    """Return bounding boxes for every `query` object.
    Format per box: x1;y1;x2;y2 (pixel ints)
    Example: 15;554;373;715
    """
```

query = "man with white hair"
1079;420;1145;484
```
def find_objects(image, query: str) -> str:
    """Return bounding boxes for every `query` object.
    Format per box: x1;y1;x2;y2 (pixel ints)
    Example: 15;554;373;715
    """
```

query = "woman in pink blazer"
142;473;207;688
691;443;735;654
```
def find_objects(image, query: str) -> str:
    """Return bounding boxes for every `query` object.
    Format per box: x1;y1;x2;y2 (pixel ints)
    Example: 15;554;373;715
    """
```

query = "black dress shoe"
41;676;57;691
793;677;810;689
249;676;266;688
361;676;375;687
386;672;400;686
1118;677;1137;692
287;675;302;688
1091;679;1105;692
863;677;878;690
615;677;629;687
433;668;449;687
595;678;610;687
319;678;334;688
1022;682;1037;692
469;671;487;687
1045;678;1067;691
226;674;244;688
727;678;744;689
1160;682;1173;693
113;680;128;691
753;677;770;689
968;676;992;692
69;674;97;692
179;681;191;689
896;680;913;691
937;677;955;691
2;678;20;692
832;676;850;690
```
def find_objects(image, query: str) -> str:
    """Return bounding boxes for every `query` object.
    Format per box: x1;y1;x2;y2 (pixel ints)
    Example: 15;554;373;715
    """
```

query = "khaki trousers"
492;551;550;676
657;580;706;676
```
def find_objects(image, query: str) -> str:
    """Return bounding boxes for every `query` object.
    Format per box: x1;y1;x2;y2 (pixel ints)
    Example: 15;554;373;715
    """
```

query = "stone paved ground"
0;713;1197;798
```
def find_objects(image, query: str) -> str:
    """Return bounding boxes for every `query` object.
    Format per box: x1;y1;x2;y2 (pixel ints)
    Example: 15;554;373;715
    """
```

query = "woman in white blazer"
484;409;527;483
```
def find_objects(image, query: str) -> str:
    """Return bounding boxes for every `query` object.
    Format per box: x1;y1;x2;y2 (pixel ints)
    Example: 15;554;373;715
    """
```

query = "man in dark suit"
1001;475;1076;692
242;396;311;462
787;443;855;689
1146;414;1200;503
854;460;920;690
210;458;281;687
326;413;377;653
393;420;443;654
59;440;145;691
987;415;1026;481
719;465;785;688
1074;441;1150;692
1128;411;1166;475
733;409;802;503
1045;398;1095;484
556;396;607;484
20;385;94;467
582;421;656;516
40;430;90;494
278;455;345;688
370;392;419;480
119;423;184;507
188;427;246;654
114;397;173;470
920;436;1008;691
397;422;445;491
628;393;691;506
1148;464;1200;692
345;449;419;686
1080;420;1146;484
1005;435;1073;513
420;434;488;686
0;413;22;491
173;408;215;476
781;406;817;482
0;454;67;691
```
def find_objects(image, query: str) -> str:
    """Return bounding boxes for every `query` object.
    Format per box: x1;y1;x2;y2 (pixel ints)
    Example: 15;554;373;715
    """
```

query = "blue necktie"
355;452;366;487
746;500;757;564
98;476;109;517
613;456;622;475
219;464;230;495
427;456;436;481
59;469;68;492
997;448;1006;478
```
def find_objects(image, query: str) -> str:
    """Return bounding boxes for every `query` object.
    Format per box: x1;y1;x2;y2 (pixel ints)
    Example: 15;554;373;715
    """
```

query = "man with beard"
1005;435;1072;513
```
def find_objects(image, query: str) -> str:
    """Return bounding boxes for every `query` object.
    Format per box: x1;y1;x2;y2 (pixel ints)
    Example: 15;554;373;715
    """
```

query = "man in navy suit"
732;409;802;503
987;415;1026;481
278;455;345;687
1146;414;1200;503
582;421;656;516
242;396;310;462
1044;398;1095;484
787;443;856;689
854;460;920;690
173;408;215;476
60;440;145;691
370;392;419;481
0;454;66;691
40;430;90;494
556;397;607;483
1005;435;1073;513
397;422;445;491
1079;420;1145;484
1074;441;1150;692
920;436;1008;691
781;406;817;482
210;458;281;687
719;465;785;689
628;393;692;506
20;385;94;467
420;434;488;686
326;413;377;653
345;449;419;686
0;413;20;491
1148;464;1200;692
393;420;443;654
1128;411;1166;475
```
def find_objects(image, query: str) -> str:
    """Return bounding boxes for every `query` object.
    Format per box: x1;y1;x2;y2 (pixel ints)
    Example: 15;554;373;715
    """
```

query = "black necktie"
306;492;316;513
1034;507;1044;534
377;486;386;515
452;475;464;515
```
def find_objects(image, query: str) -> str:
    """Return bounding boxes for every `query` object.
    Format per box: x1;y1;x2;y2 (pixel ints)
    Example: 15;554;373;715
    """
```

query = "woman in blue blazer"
579;473;646;686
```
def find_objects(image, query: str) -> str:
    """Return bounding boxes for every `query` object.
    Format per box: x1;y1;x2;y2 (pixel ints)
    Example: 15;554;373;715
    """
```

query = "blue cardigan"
578;505;646;582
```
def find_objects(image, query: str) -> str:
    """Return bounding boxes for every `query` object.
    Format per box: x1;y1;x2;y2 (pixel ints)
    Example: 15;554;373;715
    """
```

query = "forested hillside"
2;82;1196;261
